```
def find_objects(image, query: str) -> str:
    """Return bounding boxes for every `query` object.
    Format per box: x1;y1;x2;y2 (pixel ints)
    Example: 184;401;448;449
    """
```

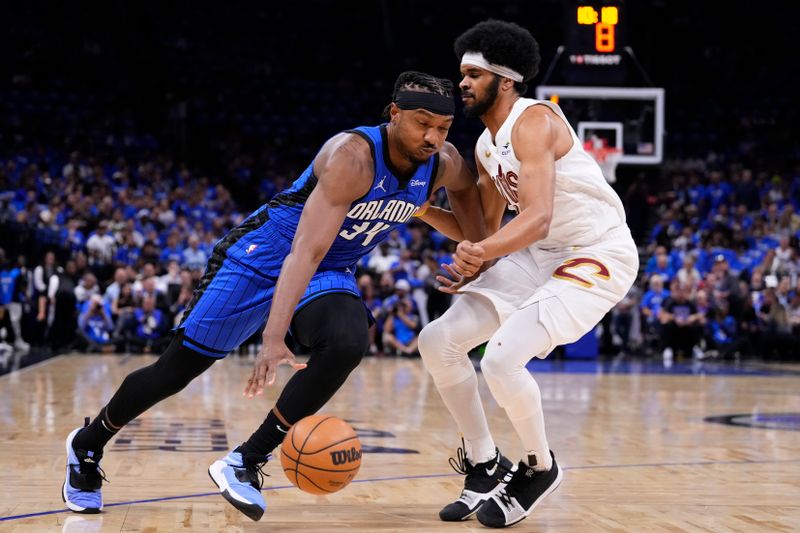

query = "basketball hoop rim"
586;146;623;164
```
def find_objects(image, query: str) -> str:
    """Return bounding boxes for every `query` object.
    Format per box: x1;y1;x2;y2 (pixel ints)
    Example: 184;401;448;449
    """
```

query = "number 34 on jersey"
338;198;420;247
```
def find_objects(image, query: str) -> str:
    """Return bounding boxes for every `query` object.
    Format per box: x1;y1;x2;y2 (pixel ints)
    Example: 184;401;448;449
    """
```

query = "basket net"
584;138;623;183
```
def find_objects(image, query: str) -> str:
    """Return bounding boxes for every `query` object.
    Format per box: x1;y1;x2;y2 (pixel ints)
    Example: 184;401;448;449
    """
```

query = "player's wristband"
413;205;429;217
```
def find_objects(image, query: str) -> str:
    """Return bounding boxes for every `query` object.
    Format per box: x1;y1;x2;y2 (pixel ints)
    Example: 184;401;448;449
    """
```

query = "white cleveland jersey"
475;97;627;250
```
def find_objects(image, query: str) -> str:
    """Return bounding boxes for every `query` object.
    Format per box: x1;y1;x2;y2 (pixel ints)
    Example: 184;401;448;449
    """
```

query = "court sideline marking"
0;354;64;380
3;457;798;522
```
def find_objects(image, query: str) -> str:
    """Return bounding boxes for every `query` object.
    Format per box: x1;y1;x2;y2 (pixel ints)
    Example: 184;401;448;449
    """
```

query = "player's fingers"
451;255;471;272
283;353;308;370
437;281;463;295
452;257;480;277
450;261;466;277
464;242;485;257
243;367;258;396
454;250;482;269
266;365;277;386
436;274;455;287
456;261;479;277
254;362;269;395
442;263;456;276
441;263;460;279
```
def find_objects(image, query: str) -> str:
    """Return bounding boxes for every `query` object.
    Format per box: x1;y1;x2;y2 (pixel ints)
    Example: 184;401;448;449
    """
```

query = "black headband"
394;90;455;116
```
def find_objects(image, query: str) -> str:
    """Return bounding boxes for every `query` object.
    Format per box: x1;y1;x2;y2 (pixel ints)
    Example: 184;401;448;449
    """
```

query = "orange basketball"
280;414;362;495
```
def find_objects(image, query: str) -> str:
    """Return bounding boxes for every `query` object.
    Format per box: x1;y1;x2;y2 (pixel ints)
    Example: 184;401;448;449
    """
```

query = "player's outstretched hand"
436;263;472;294
452;240;485;277
244;339;307;398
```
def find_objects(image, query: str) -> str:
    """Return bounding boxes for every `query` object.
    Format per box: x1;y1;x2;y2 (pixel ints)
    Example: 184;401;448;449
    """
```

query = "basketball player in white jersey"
416;20;639;528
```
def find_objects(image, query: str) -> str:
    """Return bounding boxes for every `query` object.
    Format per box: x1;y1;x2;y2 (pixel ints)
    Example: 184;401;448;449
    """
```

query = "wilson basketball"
280;415;362;495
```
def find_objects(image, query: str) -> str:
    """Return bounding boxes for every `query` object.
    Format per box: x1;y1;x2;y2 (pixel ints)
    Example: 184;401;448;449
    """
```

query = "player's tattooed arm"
415;142;488;242
474;106;558;260
245;133;372;397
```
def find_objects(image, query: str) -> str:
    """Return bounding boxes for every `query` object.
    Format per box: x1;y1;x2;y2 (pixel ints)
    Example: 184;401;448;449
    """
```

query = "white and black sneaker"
439;441;514;521
477;451;563;528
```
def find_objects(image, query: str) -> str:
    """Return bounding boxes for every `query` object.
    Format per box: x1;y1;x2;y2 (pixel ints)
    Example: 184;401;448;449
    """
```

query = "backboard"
535;85;665;165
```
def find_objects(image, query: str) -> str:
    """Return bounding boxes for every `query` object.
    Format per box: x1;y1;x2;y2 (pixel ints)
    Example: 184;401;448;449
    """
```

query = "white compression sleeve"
481;302;554;471
418;294;501;464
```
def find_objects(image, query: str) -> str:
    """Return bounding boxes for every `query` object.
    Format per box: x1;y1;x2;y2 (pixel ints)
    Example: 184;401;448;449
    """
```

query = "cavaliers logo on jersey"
552;258;611;288
492;163;519;207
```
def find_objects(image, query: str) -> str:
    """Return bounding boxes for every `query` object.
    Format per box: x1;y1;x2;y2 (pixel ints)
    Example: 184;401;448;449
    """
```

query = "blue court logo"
704;412;800;431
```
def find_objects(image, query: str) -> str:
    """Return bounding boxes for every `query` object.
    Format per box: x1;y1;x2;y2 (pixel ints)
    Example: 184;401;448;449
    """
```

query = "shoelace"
72;455;109;490
447;438;512;481
242;453;271;490
447;437;471;475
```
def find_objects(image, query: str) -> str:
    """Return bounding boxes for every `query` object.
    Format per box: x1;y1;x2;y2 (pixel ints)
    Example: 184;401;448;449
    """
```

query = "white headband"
460;52;524;83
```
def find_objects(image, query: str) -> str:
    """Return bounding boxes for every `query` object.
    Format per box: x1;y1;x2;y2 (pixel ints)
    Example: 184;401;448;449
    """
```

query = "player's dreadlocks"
454;19;540;95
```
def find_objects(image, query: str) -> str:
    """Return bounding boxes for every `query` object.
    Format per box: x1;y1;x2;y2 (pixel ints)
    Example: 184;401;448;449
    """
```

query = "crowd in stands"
2;145;798;367
624;164;800;362
0;149;466;366
1;3;797;367
0;151;240;360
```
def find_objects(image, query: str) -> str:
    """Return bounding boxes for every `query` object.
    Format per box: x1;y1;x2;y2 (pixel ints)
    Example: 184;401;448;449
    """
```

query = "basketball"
280;415;362;495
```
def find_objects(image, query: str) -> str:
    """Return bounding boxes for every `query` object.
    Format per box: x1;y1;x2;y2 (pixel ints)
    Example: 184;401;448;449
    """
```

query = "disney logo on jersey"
492;163;519;206
409;179;427;187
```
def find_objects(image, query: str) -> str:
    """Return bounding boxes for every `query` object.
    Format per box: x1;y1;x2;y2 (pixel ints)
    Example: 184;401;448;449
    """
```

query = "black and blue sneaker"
63;422;106;514
209;449;269;521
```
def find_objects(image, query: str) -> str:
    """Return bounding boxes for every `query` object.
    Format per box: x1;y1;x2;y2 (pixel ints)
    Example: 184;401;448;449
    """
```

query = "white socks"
437;372;497;464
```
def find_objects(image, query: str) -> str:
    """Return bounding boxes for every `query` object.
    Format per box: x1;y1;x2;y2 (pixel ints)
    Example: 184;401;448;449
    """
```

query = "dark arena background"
1;2;798;531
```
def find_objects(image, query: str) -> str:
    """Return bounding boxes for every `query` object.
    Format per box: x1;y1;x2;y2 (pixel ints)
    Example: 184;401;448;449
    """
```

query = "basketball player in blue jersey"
62;71;487;521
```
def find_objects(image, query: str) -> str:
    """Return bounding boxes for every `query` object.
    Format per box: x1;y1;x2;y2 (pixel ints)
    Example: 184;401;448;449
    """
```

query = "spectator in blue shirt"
641;275;670;327
707;170;733;210
181;234;208;272
382;279;420;356
114;232;141;268
645;247;676;282
77;295;116;353
731;204;754;232
686;173;709;211
159;233;183;265
62;219;86;253
127;296;168;353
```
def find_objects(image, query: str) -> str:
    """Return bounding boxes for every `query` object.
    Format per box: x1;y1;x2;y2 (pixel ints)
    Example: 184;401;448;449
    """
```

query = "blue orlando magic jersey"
180;124;438;355
228;124;437;276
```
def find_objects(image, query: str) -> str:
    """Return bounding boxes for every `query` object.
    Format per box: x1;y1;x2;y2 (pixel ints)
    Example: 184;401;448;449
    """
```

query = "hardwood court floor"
1;353;799;532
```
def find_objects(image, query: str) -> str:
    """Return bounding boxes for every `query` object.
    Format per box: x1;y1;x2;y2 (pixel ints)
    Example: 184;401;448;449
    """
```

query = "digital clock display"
568;2;625;66
577;5;618;52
